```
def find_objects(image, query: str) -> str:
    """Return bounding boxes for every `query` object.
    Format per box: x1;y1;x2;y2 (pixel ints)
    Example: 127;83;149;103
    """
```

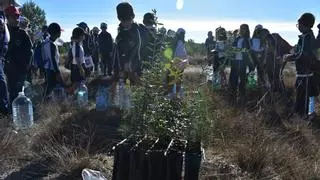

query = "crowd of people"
0;2;189;116
205;13;320;120
0;1;319;121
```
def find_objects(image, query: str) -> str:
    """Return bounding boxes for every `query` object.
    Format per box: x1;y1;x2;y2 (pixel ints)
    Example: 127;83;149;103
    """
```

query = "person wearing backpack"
98;23;113;77
4;5;32;103
0;17;9;115
42;23;63;97
113;2;144;85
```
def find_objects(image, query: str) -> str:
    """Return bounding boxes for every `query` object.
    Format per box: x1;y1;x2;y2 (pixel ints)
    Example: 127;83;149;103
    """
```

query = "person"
42;23;63;98
98;22;113;76
230;24;253;105
4;5;32;103
77;22;93;76
91;26;100;73
251;24;264;87
141;12;157;66
284;13;317;119
113;2;143;85
173;28;187;59
205;31;216;57
0;17;9;115
213;27;228;87
70;27;86;86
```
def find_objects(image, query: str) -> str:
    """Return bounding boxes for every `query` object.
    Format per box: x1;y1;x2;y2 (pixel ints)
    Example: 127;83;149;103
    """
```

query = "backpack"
65;46;73;70
33;42;45;69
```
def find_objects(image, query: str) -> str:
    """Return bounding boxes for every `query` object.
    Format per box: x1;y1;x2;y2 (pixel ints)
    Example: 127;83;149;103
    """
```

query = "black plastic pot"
184;141;202;180
112;135;140;180
129;137;155;180
147;138;171;180
166;139;186;180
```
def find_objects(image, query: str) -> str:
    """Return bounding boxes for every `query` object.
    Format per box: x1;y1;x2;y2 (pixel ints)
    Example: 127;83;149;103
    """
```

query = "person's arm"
289;35;314;62
108;33;113;53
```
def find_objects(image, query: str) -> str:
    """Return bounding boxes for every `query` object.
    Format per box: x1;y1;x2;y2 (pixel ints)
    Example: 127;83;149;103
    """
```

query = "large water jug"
96;86;108;111
309;96;315;115
12;91;34;130
82;168;107;180
52;84;66;103
77;82;88;107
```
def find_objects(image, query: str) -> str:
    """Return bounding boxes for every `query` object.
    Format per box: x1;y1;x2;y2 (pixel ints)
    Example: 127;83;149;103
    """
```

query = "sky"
19;0;320;45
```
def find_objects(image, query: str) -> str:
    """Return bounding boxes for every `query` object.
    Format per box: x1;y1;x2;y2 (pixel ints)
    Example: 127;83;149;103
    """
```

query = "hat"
100;22;107;29
92;26;99;32
48;23;62;35
143;12;155;25
298;13;315;28
255;24;263;30
4;5;20;16
176;28;185;35
117;2;135;21
77;22;88;29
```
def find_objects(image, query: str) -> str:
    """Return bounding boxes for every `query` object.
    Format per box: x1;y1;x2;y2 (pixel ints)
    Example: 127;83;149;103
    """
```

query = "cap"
255;24;263;30
298;13;315;28
117;2;135;21
77;22;88;29
48;23;62;35
176;28;185;35
143;12;156;25
100;22;107;29
4;5;20;16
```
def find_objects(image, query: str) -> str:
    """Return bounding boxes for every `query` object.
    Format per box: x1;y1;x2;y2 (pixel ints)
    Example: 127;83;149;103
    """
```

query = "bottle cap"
18;91;25;96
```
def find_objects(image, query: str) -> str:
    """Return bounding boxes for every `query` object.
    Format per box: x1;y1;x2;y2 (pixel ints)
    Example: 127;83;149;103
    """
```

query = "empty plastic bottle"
96;86;108;111
52;84;66;103
12;91;34;130
247;72;257;89
82;168;107;180
309;96;315;115
77;82;88;107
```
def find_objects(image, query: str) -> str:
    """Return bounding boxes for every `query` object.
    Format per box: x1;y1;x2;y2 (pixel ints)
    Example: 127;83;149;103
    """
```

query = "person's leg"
101;55;107;76
107;56;113;76
0;63;9;114
229;61;239;104
295;77;309;118
239;61;247;103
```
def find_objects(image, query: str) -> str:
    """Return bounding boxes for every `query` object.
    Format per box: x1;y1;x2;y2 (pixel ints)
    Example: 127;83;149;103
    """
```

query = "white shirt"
72;42;85;65
174;40;187;59
235;38;244;60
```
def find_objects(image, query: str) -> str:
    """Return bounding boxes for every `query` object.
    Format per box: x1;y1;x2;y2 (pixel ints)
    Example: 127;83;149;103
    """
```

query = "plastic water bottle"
96;86;108;111
212;73;221;89
82;168;107;180
12;91;34;130
52;84;66;103
309;96;315;115
77;82;88;107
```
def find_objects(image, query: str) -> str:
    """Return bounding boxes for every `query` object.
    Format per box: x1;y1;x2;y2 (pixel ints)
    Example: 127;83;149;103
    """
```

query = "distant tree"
20;1;46;33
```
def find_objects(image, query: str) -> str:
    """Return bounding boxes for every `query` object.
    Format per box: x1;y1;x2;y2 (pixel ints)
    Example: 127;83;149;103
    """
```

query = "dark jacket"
6;26;32;75
0;32;8;61
205;37;216;52
292;30;316;74
98;31;113;55
83;34;93;56
114;23;142;73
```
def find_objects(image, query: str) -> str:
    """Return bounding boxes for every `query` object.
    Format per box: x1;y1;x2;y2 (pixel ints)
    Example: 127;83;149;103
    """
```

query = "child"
230;24;253;105
70;27;86;87
284;13;316;119
113;2;143;85
213;27;228;88
42;23;63;97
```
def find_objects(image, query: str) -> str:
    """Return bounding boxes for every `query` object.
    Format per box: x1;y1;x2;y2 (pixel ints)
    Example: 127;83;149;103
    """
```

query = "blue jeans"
0;61;9;114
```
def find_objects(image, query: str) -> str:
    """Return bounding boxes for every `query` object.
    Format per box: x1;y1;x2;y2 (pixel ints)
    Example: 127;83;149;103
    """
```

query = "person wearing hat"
77;21;94;76
98;22;113;76
91;26;100;73
113;2;144;84
284;13;317;119
4;5;32;104
0;17;9;114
